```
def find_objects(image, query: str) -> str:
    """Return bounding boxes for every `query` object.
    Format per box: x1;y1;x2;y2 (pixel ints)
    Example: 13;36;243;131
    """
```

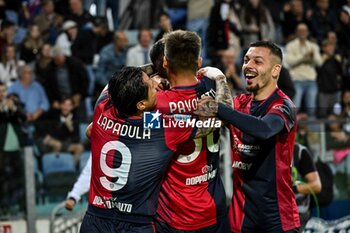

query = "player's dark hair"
150;39;164;65
149;38;168;78
250;41;283;63
108;67;148;117
163;30;201;74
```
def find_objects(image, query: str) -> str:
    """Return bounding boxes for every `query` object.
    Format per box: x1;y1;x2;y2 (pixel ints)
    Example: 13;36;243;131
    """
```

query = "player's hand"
194;96;218;117
197;67;225;81
65;198;76;211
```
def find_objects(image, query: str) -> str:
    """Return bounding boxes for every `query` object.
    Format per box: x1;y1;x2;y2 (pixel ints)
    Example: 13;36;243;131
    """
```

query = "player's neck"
168;71;198;88
252;84;277;101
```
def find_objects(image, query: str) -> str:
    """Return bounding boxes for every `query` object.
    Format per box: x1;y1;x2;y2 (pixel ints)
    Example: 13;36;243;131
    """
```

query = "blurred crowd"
0;0;350;215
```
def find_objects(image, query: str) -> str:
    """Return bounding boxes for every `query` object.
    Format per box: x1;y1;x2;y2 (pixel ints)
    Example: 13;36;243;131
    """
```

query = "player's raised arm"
198;67;232;106
195;66;233;117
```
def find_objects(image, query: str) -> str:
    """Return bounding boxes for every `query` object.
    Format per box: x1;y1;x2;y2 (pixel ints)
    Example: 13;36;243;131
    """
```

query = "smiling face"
242;46;281;98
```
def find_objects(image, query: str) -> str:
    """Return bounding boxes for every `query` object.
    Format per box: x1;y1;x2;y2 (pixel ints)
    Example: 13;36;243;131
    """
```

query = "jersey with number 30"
155;77;228;230
88;98;195;223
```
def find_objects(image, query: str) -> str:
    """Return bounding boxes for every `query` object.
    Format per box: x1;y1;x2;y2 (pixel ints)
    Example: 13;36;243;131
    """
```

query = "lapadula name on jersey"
97;114;151;139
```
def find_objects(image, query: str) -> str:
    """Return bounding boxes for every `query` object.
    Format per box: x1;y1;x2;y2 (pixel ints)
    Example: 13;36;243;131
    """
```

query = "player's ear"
163;56;168;70
136;99;146;112
272;64;281;79
198;57;202;68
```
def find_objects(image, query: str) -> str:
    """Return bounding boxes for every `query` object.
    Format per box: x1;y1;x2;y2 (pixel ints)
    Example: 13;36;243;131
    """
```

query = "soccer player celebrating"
195;41;300;232
80;65;228;233
80;67;193;232
155;30;230;232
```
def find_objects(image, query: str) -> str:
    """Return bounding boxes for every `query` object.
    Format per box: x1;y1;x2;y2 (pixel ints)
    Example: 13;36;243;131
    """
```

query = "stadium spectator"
64;0;94;29
154;12;172;42
34;43;53;82
71;17;105;96
94;16;113;54
340;90;350;134
326;113;350;159
0;20;16;56
285;23;323;118
261;0;285;44
118;0;165;30
95;31;128;88
126;28;152;66
35;97;85;164
336;7;350;89
18;24;44;64
82;0;119;30
240;0;275;52
8;65;49;123
219;48;243;95
33;0;62;44
195;41;300;232
336;6;350;60
21;0;42;25
55;20;78;56
0;81;27;215
281;0;311;43
82;0;105;15
0;0;6;21
207;0;242;67
41;46;88;119
309;0;337;45
0;44;25;87
317;39;343;118
186;0;213;64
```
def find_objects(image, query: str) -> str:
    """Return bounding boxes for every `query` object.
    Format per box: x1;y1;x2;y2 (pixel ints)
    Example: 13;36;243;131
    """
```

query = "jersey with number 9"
88;98;195;223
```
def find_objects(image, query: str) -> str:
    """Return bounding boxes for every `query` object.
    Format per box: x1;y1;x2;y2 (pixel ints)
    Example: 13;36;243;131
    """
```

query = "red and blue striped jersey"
155;77;228;230
228;89;300;232
88;98;194;223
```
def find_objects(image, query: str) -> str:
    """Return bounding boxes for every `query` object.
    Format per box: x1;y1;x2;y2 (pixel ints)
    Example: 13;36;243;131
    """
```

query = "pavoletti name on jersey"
169;89;215;113
185;169;217;185
93;195;132;213
232;161;252;170
97;114;151;139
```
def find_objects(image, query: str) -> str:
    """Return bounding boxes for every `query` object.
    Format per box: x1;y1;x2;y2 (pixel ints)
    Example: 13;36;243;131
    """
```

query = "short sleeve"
298;149;317;177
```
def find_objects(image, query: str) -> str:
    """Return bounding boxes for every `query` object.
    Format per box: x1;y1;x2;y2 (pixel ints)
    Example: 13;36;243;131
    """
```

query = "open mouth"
244;71;258;80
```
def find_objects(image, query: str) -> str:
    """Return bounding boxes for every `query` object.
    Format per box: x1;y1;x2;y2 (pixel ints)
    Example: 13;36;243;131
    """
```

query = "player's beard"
246;83;260;92
246;71;269;93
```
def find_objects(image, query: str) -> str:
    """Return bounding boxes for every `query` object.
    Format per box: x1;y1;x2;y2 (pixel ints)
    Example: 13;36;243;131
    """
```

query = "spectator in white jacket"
126;29;153;66
55;20;78;56
0;45;25;87
284;23;323;118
